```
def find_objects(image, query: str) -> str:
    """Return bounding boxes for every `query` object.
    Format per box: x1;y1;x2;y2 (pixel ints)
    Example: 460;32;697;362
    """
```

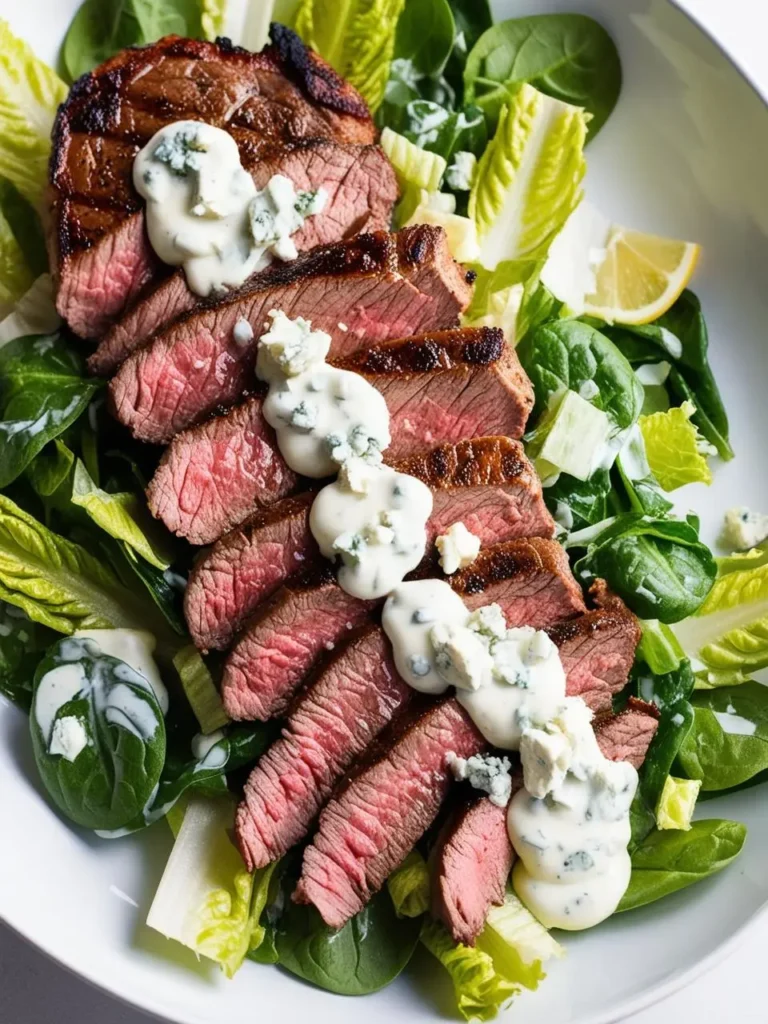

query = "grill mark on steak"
221;537;585;722
147;330;534;545
235;624;412;872
293;697;485;928
108;226;473;443
50;28;378;337
184;437;553;651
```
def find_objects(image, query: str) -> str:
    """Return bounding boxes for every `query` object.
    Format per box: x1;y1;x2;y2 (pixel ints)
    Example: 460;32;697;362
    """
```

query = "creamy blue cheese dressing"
134;121;326;296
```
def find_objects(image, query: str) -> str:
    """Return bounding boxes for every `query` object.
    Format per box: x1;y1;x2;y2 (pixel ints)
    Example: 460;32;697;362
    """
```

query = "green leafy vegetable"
0;20;67;208
395;0;455;78
656;775;701;831
464;14;621;140
674;545;768;687
173;644;229;733
639;402;713;491
0;178;47;277
614;425;673;519
573;514;716;623
62;0;222;82
545;470;611;534
604;290;732;461
26;440;75;501
30;636;166;830
294;0;406;111
462;258;559;345
527;389;612;484
70;459;173;570
637;619;686;676
0;333;102;489
276;887;421;995
392;99;488;166
0;601;55;710
0;275;62;348
387;849;430;917
0;206;33;319
617;819;746;913
443;0;492;96
469;83;587;269
0;494;158;634
676;682;768;792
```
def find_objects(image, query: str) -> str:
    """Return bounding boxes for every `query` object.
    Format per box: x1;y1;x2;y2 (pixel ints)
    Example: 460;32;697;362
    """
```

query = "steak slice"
547;581;641;714
593;697;659;769
50;28;376;338
148;329;534;546
184;437;553;651
235;625;411;871
294;697;485;928
88;138;398;374
341;327;533;459
221;536;585;722
433;701;659;946
108;226;473;443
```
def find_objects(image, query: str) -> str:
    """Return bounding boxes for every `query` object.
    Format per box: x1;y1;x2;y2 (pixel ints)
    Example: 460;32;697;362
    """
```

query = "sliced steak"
547;581;641;714
109;226;473;443
148;329;533;546
341;327;533;459
222;565;376;721
50;28;376;338
89;138;397;374
294;697;485;928
431;795;516;946
221;536;584;722
235;625;411;871
185;437;553;651
594;697;659;769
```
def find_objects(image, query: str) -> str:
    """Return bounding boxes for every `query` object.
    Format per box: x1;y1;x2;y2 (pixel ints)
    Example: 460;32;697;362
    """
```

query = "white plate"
1;0;768;1021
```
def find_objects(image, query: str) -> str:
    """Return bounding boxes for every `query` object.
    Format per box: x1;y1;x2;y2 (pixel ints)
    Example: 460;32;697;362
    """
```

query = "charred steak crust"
108;226;474;444
396;436;529;490
50;28;377;335
340;326;506;375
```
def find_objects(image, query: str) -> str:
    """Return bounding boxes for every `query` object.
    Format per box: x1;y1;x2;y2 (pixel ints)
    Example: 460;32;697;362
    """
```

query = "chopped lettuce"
639;401;713;492
147;796;275;977
71;460;174;570
403;190;480;262
421;889;563;1022
0;20;67;208
0;275;61;346
527;389;612;483
468;83;588;270
381;126;447;191
294;0;406;111
656;775;701;831
172;644;230;733
387;850;430;917
674;544;768;687
0;206;32;318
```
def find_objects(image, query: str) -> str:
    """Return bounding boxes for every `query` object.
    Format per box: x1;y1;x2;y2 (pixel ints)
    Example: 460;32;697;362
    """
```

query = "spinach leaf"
443;0;492;97
0;333;102;489
464;14;621;140
545;469;611;533
26;439;75;501
519;319;644;432
0;601;55;711
677;682;768;792
395;0;455;78
115;544;187;636
395;100;488;163
604;290;732;461
30;636;166;830
614;427;673;519
617;819;747;913
573;514;716;623
636;619;686;676
62;0;216;82
276;887;421;995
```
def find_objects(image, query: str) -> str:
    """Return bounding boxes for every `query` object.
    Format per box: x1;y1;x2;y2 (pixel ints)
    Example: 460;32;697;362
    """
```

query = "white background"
2;0;768;1022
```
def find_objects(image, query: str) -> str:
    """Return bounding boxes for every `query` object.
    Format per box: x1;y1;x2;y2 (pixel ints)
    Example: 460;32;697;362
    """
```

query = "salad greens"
0;600;55;710
463;14;621;140
639;403;713;491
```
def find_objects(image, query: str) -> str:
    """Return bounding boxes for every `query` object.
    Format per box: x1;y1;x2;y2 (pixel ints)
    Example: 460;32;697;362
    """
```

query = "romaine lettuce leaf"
294;0;406;111
0;20;67;207
172;645;229;733
468;83;587;270
381;126;447;191
656;775;701;830
674;544;768;686
0;207;32;318
462;258;560;345
387;850;430;917
0;275;61;347
639;401;713;492
402;190;479;262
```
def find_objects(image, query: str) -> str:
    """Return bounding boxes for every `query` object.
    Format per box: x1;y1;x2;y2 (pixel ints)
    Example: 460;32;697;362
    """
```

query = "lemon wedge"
583;226;700;325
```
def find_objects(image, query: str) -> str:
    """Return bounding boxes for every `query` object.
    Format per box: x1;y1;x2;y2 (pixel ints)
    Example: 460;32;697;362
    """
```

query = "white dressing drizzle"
382;579;638;931
255;312;432;599
134;121;326;296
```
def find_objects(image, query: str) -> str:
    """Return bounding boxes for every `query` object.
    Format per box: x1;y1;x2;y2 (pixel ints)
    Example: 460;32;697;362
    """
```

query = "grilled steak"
222;536;584;722
235;625;411;872
547;581;641;714
88;138;397;374
50;28;378;338
433;700;659;945
431;796;516;946
148;328;533;546
185;437;554;651
109;226;474;443
594;697;659;768
294;697;485;928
